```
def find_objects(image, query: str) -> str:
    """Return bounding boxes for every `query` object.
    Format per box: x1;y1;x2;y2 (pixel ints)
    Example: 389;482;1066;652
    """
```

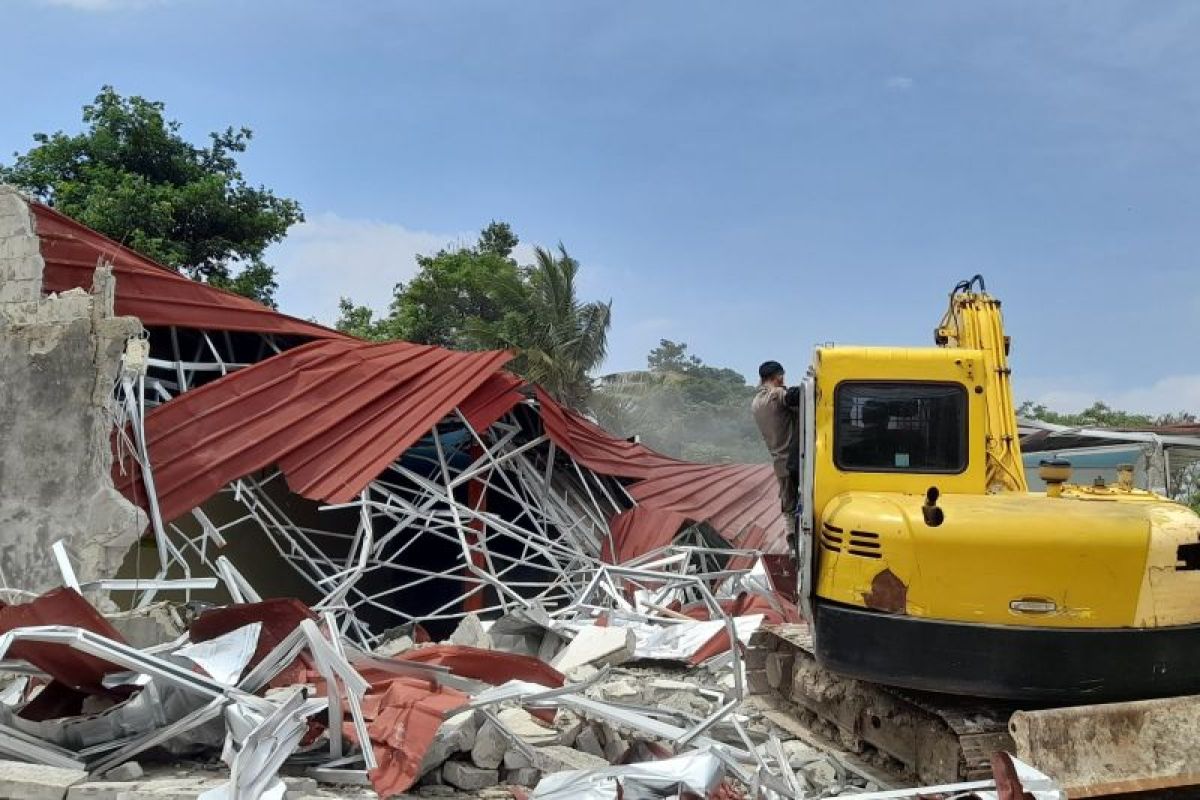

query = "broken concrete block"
0;760;87;800
420;710;479;775
488;606;556;657
565;663;600;684
530;745;609;775
65;782;141;800
282;776;319;798
535;629;567;664
780;739;824;768
803;757;841;789
597;722;629;763
504;767;541;787
471;718;509;769
590;677;641;703
102;761;144;782
374;634;414;658
448;613;491;649
552;714;584;748
419;766;446;786
108;776;226;799
497;707;557;746
574;724;607;760
643;678;714;716
503;747;532;770
443;760;499;791
550;626;635;674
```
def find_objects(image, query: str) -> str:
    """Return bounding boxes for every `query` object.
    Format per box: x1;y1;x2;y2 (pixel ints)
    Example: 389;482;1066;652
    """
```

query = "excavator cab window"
835;382;967;474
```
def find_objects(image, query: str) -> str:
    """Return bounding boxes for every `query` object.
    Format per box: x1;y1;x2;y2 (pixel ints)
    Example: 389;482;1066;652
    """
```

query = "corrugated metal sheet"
603;506;689;563
116;338;516;521
629;463;784;552
0;588;128;693
536;387;681;478
30;200;785;554
537;388;787;554
31;201;342;339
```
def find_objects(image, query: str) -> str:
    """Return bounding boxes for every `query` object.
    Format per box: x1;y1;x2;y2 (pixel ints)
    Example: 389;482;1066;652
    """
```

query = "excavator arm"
934;275;1027;493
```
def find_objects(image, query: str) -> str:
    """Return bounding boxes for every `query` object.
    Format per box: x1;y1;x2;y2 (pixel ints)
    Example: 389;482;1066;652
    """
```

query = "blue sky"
5;1;1200;414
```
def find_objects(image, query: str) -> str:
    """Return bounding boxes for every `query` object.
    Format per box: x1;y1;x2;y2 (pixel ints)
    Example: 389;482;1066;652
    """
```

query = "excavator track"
750;623;1016;785
749;623;1200;796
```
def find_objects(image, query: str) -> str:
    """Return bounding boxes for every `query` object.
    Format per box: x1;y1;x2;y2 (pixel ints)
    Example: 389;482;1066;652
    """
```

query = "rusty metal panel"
0;588;128;692
603;507;690;563
114;339;514;520
31;202;343;340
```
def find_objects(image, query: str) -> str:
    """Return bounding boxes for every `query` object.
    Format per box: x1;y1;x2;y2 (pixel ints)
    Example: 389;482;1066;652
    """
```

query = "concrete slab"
0;761;87;800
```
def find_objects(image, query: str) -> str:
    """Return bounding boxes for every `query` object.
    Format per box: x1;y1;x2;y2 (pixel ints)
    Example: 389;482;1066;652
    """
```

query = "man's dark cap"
758;360;785;380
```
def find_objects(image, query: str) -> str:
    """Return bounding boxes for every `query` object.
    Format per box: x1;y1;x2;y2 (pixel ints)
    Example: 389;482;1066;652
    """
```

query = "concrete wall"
0;186;146;598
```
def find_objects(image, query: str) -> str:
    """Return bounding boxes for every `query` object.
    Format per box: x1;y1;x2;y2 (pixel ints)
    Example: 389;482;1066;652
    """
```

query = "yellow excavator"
793;275;1200;702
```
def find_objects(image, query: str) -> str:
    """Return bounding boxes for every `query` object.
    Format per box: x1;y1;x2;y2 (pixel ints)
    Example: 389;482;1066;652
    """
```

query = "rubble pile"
0;540;1066;800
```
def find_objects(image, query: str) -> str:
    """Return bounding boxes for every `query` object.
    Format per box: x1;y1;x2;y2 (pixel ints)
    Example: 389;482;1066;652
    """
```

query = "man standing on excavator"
751;360;801;554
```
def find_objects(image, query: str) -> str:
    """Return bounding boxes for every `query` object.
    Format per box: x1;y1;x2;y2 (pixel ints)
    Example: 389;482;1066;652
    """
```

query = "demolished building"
0;186;1068;800
0;185;787;636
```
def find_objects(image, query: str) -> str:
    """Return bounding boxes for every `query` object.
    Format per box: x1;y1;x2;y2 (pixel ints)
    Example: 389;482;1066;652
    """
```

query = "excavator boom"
934;275;1027;493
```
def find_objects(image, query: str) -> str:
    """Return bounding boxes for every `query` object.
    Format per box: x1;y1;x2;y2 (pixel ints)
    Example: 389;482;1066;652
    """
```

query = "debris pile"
0;541;1062;800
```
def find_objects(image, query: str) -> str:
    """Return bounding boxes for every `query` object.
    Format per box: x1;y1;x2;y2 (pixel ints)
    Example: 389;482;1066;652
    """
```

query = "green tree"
0;87;302;306
1018;400;1196;428
1020;400;1200;512
336;221;524;345
647;339;700;373
338;225;612;410
476;245;612;409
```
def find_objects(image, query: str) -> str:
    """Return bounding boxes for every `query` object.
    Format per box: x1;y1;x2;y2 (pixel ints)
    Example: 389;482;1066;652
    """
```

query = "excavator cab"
793;278;1200;702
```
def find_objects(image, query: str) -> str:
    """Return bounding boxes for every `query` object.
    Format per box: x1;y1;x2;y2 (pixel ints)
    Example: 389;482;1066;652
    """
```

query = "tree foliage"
593;340;765;464
473;245;611;409
1020;401;1200;512
1018;400;1196;428
338;222;523;345
0;87;302;306
337;222;611;409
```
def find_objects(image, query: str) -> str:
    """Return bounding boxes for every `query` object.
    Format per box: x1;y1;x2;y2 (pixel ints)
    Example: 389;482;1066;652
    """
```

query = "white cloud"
884;75;915;91
39;0;163;10
1027;374;1200;417
269;213;465;326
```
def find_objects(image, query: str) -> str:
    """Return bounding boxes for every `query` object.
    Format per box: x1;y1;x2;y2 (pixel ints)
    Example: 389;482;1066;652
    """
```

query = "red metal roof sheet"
350;676;469;799
116;338;515;521
0;588;129;693
32;188;783;556
628;463;784;552
30;201;343;339
603;506;690;563
537;387;681;478
297;645;559;799
394;643;565;689
460;372;526;432
537;388;787;555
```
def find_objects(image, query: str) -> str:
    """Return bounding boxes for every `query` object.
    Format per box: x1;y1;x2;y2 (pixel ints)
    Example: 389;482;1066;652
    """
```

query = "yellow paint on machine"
807;342;1200;631
1136;503;1200;627
817;491;1153;627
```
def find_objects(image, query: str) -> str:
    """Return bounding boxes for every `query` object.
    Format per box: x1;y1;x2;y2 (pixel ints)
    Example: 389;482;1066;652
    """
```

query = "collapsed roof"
28;198;785;634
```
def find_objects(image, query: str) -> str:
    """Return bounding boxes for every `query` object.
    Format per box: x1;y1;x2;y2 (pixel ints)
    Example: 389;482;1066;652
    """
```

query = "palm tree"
474;245;611;410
